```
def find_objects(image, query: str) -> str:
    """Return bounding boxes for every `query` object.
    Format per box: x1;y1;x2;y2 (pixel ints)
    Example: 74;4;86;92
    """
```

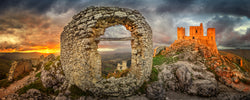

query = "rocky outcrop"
8;60;33;81
60;6;153;96
146;81;166;100
156;61;218;97
3;89;52;100
153;46;168;57
41;54;67;91
159;39;250;92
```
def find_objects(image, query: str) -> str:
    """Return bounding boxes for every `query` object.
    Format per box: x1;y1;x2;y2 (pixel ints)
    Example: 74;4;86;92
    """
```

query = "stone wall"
60;6;153;96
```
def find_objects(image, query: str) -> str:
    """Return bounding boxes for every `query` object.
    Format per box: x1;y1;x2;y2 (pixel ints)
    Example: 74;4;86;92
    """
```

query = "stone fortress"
60;6;153;96
116;60;128;71
177;23;218;53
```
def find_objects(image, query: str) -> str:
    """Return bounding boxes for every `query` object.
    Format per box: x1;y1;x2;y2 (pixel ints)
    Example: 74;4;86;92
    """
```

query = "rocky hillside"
153;39;250;99
163;40;250;91
1;40;250;99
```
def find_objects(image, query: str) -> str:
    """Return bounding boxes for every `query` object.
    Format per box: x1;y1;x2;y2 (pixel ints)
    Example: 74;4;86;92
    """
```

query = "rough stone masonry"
60;6;153;96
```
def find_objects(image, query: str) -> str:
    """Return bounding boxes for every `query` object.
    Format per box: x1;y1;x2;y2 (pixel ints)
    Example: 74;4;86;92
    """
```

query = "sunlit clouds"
0;0;250;54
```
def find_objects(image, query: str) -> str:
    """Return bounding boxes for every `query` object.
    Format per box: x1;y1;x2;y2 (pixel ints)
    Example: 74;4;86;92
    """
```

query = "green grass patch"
153;55;167;66
149;67;159;82
233;63;246;72
44;61;53;70
0;79;12;88
135;81;148;94
104;67;112;71
69;85;94;99
153;55;178;66
56;56;60;61
135;66;159;94
220;65;227;68
35;72;41;78
176;51;183;55
240;78;250;84
17;79;58;95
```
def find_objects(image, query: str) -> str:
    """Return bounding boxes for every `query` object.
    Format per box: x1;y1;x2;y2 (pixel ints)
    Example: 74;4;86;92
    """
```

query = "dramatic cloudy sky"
0;0;250;53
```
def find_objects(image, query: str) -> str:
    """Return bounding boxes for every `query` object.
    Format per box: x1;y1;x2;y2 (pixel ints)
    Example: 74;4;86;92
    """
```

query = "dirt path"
0;71;40;98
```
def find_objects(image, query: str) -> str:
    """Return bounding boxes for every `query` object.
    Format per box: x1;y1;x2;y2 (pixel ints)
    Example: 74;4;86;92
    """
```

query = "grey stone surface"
8;60;33;81
41;54;67;91
153;46;168;56
146;81;166;100
60;6;153;96
157;61;218;97
2;89;52;100
55;93;67;100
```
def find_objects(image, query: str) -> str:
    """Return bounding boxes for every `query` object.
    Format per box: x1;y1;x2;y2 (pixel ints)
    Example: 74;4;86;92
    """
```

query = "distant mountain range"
0;52;59;60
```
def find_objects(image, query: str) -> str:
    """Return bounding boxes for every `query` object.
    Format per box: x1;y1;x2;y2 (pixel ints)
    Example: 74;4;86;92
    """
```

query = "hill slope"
158;40;250;92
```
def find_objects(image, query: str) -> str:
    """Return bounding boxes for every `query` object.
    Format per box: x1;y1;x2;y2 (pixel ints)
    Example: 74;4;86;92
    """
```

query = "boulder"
41;56;66;91
153;46;168;56
3;89;51;100
8;60;33;81
43;54;55;63
41;70;58;88
146;81;166;100
55;93;67;100
157;61;218;97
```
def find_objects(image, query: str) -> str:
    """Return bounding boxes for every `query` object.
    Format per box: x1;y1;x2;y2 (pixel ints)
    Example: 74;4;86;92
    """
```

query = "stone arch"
60;6;153;96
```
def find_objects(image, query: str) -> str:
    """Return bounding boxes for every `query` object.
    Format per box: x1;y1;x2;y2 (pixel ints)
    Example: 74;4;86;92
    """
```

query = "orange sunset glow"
0;45;60;54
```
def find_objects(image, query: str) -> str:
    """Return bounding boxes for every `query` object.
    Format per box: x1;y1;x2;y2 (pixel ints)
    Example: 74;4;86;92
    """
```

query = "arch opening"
97;25;132;78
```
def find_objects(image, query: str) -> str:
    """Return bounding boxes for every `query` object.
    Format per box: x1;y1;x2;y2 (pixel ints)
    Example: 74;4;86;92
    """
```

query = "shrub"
149;67;159;82
69;85;93;99
153;55;178;66
153;55;167;66
0;79;12;88
106;69;130;78
17;79;57;95
44;61;53;70
15;72;29;81
135;67;159;94
35;72;41;78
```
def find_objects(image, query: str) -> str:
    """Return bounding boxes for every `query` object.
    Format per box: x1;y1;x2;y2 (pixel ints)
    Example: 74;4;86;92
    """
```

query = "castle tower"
189;23;204;39
200;23;204;36
207;28;215;40
176;23;218;54
116;60;128;71
207;28;218;53
121;61;127;70
117;63;122;70
177;27;185;40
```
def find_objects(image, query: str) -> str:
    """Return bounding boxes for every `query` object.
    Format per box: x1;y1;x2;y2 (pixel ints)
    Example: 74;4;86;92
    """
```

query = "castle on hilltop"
177;23;218;53
116;60;128;71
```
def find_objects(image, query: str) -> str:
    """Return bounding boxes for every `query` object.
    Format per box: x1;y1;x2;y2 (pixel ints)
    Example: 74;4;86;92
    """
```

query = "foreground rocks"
40;54;68;92
156;61;218;97
8;60;33;81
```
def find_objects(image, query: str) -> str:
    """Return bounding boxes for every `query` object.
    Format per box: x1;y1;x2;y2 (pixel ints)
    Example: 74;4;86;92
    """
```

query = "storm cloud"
0;0;249;52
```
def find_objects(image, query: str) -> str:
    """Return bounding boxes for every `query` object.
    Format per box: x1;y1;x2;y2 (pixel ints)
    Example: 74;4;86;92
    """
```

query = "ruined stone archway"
60;6;153;96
